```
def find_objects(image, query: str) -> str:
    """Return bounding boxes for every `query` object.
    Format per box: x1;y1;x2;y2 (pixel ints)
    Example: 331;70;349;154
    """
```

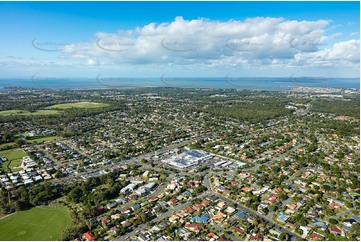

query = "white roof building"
143;182;157;190
120;183;137;193
135;188;148;196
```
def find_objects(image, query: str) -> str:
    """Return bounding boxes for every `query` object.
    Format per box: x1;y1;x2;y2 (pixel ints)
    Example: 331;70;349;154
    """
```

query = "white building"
120;183;137;194
135;188;148;196
143;182;157;190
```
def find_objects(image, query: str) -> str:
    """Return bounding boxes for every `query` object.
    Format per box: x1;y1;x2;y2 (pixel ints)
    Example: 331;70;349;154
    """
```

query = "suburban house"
83;232;96;241
184;224;205;233
309;232;325;241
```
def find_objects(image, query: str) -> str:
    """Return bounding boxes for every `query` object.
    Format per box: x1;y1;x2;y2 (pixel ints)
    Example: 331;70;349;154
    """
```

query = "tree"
14;200;31;211
262;207;269;215
329;218;338;225
68;186;84;203
345;201;353;208
85;218;94;231
15;139;26;146
299;217;308;226
55;170;63;178
61;223;88;241
252;220;259;227
279;233;288;240
139;212;147;223
268;204;277;212
280;193;288;200
351;223;360;238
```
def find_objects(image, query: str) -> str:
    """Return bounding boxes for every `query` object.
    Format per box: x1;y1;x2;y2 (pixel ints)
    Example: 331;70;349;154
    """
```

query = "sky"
0;1;359;78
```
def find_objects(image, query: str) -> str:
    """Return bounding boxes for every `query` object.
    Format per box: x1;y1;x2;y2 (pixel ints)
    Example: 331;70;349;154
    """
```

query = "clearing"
49;102;110;109
26;136;59;144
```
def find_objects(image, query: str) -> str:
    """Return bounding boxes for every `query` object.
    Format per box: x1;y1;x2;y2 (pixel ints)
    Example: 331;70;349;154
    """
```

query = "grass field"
24;110;60;116
0;142;16;150
0;102;109;117
49;102;110;109
0;110;26;115
27;136;59;144
0;149;28;172
0;110;59;117
0;136;59;151
0;205;71;241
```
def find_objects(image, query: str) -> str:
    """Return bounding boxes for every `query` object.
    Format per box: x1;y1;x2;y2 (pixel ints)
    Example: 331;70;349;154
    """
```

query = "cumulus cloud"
293;39;360;66
2;17;359;77
59;16;358;72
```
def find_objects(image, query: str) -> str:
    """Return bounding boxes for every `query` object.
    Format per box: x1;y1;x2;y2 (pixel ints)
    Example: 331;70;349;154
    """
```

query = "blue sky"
0;1;359;78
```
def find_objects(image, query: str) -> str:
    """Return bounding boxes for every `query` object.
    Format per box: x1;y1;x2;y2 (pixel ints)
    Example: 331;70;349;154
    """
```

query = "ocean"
0;77;359;91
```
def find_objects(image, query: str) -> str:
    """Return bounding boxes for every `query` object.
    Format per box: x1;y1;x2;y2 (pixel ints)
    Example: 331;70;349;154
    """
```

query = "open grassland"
0;110;59;116
0;102;110;117
27;136;59;143
49;102;110;109
0;148;28;172
0;110;25;115
0;142;16;150
0;136;59;152
0;205;71;241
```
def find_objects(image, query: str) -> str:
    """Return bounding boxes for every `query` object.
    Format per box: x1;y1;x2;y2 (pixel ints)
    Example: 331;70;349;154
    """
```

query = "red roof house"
83;232;96;241
233;227;245;234
249;233;262;241
309;232;325;241
185;224;204;233
329;227;343;236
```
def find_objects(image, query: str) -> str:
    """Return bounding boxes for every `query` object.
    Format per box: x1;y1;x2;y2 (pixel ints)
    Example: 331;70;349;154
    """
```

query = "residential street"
118;174;304;241
115;193;208;241
204;176;303;241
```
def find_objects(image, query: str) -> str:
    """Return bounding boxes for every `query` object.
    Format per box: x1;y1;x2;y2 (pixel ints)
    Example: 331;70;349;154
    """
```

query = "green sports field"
0;205;71;241
49;102;110;109
0;148;28;172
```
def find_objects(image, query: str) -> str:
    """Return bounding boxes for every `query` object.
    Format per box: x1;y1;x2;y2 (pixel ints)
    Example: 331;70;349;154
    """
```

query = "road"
329;208;356;220
204;174;212;191
283;167;307;186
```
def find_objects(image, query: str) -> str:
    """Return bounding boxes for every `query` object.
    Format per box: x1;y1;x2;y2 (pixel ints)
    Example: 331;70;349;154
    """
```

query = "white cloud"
294;39;360;66
2;17;359;77
60;17;358;70
87;58;98;65
350;32;359;37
